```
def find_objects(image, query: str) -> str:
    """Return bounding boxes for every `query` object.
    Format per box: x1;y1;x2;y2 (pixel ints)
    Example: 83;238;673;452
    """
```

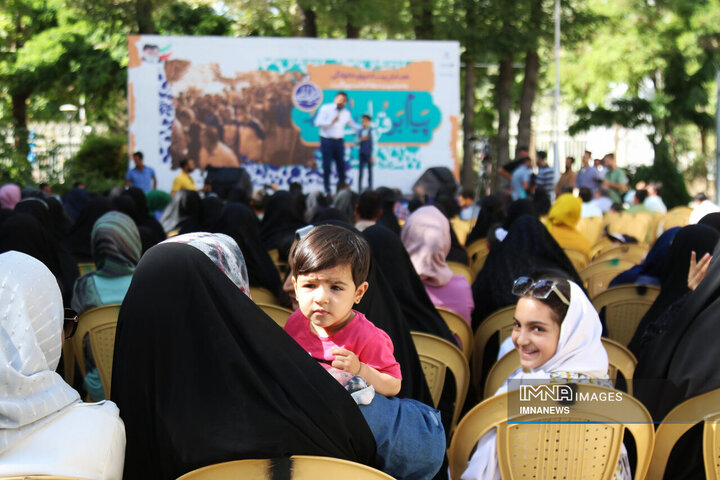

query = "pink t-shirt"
424;274;474;324
284;309;402;379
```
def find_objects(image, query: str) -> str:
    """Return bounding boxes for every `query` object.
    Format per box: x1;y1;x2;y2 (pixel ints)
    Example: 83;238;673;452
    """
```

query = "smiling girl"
461;274;631;480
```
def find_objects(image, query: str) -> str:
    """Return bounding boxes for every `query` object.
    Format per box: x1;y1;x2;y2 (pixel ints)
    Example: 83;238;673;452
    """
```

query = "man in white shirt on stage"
313;91;361;194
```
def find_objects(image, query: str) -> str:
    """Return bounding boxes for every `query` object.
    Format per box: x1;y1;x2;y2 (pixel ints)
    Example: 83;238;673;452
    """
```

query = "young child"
284;224;402;397
357;114;374;192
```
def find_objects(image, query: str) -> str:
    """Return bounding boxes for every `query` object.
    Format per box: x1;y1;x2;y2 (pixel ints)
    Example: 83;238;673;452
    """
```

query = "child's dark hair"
362;114;371;121
289;225;371;286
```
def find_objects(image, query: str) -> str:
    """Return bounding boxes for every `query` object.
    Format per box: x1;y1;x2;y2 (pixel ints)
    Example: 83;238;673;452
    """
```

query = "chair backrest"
61;341;75;387
449;384;655;480
249;286;278;305
256;303;293;328
176;455;395;480
648;387;720;480
601;337;637;396
590;237;616;260
410;331;470;436
466;238;490;280
579;259;635;299
437;307;473;360
592;284;660;346
447;261;473;285
484;350;520;399
484;338;637;399
72;304;121;386
563;247;590;272
606;212;655;245
577;216;604;246
450;217;474;246
661;205;692;231
471;305;516;393
593;243;648;265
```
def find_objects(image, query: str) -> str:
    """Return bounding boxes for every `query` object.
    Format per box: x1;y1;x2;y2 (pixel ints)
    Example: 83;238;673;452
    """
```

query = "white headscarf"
462;280;612;480
401;205;454;287
0;251;81;453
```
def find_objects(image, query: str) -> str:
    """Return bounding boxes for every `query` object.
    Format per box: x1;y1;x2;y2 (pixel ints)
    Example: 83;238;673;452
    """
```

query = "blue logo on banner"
293;82;322;111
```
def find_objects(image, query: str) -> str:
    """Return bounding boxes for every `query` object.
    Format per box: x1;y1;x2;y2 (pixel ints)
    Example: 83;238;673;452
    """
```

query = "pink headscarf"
0;184;21;210
401;205;454;287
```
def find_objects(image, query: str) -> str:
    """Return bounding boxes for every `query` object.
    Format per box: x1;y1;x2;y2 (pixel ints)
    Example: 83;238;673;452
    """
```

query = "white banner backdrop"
127;35;460;193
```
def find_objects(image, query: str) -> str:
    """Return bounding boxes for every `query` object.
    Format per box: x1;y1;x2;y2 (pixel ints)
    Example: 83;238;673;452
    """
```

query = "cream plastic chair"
593;243;648;265
450;217;474;246
579;258;635;299
577;216;604;245
437;307;473;360
411;331;470;436
72;304;121;399
466;238;490;280
484;339;637;399
448;384;655;480
563;247;590;272
648;387;720;480
471;305;515;394
606;212;655;245
249;286;278;305
661;205;692;231
256;302;293;328
592;284;660;346
176;455;394;479
447;261;473;285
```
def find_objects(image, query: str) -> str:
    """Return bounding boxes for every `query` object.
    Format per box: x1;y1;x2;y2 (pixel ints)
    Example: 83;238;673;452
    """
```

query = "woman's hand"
331;347;362;375
688;250;712;291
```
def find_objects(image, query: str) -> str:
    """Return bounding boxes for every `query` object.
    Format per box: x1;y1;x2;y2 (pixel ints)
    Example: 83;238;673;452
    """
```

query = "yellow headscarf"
549;193;582;228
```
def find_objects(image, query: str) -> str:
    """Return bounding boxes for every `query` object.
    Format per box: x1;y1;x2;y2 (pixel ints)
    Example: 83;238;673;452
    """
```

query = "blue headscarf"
609;227;680;287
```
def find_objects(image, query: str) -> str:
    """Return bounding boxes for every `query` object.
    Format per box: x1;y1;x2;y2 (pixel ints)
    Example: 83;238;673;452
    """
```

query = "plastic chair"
577;216;604;245
77;262;96;275
471;305;516;395
61;341;75;387
563;247;590;272
647;387;720;480
450;217;474;246
484;339;637;399
447;261;473;285
410;331;470;437
661;205;692;231
249;286;278;305
257;302;293;328
466;238;490;280
579;258;635;299
590;237;616;260
176;455;395;480
437;307;473;360
448;384;655;480
593;243;648;265
592;284;660;346
72;304;120;398
484;350;521;399
606;212;655;245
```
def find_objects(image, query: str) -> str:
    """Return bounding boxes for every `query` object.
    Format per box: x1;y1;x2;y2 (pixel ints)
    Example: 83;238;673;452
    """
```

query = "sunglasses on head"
512;276;570;306
63;308;79;340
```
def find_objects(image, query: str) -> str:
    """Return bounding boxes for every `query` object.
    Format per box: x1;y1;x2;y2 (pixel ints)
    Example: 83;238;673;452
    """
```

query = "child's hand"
331;347;361;375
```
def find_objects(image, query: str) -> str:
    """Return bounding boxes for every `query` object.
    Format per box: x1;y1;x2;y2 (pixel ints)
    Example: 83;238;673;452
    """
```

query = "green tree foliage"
155;2;234;36
633;140;691;209
65;134;127;193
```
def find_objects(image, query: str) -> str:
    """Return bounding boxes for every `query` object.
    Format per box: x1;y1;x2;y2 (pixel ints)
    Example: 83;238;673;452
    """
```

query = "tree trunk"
516;49;539;156
497;53;514;169
461;53;476;190
11;91;29;157
346;0;359;38
410;0;434;39
135;0;156;34
298;1;318;37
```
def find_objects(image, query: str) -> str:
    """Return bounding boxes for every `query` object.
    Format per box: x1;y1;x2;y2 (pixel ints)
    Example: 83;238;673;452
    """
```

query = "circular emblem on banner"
292;82;323;112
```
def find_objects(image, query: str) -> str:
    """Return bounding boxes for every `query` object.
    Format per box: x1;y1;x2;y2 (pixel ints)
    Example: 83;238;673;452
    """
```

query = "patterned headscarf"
92;211;142;277
0;251;81;453
163;232;250;297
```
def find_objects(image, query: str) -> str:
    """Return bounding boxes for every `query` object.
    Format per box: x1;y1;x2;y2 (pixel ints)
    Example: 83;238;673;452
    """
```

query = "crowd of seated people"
1;167;720;480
